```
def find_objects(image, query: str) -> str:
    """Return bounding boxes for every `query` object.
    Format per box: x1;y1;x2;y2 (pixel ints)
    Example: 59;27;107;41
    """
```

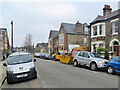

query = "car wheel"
90;63;97;71
74;60;78;67
107;66;114;74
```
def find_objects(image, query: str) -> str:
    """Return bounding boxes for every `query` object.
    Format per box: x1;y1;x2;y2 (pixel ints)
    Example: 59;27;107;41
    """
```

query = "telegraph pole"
11;21;13;52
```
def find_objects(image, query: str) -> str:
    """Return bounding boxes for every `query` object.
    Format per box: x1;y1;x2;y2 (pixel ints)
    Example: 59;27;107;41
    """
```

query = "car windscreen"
7;54;32;65
89;52;102;58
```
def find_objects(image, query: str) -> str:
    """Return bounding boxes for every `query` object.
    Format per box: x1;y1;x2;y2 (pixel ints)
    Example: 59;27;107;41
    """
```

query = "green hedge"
96;47;109;60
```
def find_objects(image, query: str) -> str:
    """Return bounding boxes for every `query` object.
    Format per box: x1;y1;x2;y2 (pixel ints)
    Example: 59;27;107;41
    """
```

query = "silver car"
73;51;109;71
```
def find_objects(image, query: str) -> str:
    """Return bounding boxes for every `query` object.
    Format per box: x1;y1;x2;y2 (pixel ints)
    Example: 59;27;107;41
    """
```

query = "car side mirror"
34;59;36;62
88;56;90;58
3;63;7;66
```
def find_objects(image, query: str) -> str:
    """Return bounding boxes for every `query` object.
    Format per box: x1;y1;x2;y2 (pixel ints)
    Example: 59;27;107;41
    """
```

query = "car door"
77;52;84;65
83;52;90;66
113;57;120;71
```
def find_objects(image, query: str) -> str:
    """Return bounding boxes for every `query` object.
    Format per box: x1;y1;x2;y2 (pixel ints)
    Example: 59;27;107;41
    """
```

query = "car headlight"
98;61;103;64
30;63;34;68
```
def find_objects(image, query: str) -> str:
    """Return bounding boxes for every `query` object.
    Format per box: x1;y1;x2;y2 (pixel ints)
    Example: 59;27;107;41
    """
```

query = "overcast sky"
0;0;119;47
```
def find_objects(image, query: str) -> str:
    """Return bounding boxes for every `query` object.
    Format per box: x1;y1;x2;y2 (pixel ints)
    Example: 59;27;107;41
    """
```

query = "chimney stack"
76;21;82;33
103;5;112;16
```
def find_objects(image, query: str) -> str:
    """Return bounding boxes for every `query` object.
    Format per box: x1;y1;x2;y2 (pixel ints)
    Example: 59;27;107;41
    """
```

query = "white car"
3;52;37;84
73;51;109;71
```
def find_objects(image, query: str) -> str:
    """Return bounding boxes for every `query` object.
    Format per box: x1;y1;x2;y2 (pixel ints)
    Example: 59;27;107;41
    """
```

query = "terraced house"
58;21;88;53
0;28;9;59
90;5;120;57
48;30;59;54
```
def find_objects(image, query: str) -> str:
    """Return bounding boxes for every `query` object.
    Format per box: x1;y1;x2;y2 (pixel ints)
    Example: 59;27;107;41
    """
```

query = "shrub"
96;47;109;60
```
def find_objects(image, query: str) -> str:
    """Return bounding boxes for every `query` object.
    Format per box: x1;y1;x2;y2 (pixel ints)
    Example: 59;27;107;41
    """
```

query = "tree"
24;34;33;53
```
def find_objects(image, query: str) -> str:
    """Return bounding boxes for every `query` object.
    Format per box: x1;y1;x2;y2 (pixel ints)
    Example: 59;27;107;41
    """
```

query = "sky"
0;0;119;47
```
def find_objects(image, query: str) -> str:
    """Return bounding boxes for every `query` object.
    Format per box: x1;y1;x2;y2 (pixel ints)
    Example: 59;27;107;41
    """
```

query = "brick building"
0;28;9;59
58;21;89;53
90;5;120;57
48;30;59;54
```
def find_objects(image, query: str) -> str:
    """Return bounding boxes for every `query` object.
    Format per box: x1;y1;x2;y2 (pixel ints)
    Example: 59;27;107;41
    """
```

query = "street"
1;58;119;88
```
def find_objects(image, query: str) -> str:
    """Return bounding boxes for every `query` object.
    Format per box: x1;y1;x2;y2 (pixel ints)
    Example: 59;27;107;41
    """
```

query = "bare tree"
24;34;33;53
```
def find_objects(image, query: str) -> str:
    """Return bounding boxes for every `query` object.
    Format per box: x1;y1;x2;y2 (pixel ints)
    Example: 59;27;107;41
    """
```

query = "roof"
106;9;120;19
49;30;59;39
91;15;105;23
61;22;88;35
62;23;76;34
8;52;30;57
91;9;120;24
36;42;48;47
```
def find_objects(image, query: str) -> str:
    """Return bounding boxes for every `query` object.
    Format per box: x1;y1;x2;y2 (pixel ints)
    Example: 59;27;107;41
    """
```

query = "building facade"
48;30;59;54
90;5;120;57
0;28;9;59
35;42;48;53
58;21;89;53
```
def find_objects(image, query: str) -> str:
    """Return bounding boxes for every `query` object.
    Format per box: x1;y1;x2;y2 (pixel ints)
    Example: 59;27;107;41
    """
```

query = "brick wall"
67;34;88;51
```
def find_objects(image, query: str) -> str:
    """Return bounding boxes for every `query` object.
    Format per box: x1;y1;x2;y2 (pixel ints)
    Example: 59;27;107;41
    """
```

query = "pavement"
1;58;119;88
0;59;7;89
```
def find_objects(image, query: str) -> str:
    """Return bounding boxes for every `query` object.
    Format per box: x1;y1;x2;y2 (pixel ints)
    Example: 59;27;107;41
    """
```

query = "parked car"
107;56;120;74
3;52;37;84
73;51;109;71
34;52;41;58
44;53;53;60
40;53;46;59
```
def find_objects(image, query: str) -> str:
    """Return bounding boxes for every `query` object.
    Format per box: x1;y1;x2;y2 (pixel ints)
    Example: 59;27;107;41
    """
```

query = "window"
84;27;88;34
60;29;64;33
99;24;104;35
84;38;87;43
78;52;84;57
93;26;97;36
83;53;89;58
112;21;118;34
115;57;120;62
61;36;63;43
99;43;103;47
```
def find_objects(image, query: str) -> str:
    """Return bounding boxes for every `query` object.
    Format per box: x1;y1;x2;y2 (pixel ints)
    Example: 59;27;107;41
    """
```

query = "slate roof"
91;15;105;23
62;23;76;34
61;23;88;35
106;9;120;19
49;30;59;39
91;9;120;24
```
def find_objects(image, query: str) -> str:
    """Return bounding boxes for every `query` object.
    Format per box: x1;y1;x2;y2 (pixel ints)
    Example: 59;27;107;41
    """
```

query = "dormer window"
112;20;118;34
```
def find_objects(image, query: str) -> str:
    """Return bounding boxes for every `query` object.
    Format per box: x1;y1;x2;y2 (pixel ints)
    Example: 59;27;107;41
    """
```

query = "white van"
3;52;37;84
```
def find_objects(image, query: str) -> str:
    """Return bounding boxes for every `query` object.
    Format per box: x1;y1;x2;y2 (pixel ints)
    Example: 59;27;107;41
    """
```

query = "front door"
113;46;119;56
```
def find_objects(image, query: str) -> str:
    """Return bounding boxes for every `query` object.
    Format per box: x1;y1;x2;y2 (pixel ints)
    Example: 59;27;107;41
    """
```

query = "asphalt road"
1;58;119;88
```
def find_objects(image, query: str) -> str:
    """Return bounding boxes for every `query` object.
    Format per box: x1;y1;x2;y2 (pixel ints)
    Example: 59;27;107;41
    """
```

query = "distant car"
44;53;53;60
3;52;37;84
34;52;41;58
107;56;120;74
73;51;108;71
40;53;46;59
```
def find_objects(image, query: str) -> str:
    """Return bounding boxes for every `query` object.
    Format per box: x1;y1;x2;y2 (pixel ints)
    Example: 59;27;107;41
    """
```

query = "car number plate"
17;74;28;78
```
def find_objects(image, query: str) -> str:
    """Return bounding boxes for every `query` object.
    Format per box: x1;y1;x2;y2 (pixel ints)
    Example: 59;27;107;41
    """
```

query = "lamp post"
11;21;13;52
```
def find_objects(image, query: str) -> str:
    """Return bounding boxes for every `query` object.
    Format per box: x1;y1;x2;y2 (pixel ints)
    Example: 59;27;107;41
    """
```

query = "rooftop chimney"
103;5;112;16
76;21;82;33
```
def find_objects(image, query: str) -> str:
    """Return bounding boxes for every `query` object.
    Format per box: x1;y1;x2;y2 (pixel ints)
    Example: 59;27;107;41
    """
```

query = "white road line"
42;81;47;88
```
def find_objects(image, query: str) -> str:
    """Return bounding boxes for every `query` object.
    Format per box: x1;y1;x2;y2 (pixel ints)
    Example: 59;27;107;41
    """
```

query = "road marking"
42;81;47;88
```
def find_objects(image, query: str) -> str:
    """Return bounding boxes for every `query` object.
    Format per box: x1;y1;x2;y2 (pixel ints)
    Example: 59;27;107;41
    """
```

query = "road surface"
1;58;119;88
